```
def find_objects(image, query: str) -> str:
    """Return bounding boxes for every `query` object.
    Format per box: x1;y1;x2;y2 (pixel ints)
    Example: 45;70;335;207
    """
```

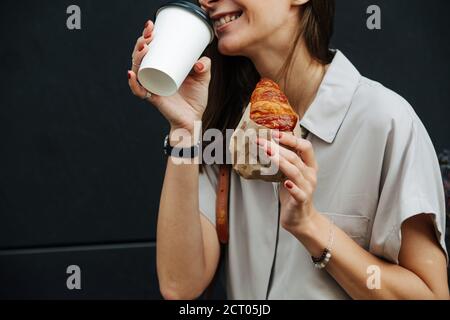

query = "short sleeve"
369;115;448;264
199;164;219;226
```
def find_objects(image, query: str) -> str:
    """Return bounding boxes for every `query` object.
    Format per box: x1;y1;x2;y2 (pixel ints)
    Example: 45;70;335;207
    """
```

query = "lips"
212;11;243;34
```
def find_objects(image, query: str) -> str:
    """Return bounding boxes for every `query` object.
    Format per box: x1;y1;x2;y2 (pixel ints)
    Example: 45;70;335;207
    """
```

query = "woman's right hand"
128;20;212;135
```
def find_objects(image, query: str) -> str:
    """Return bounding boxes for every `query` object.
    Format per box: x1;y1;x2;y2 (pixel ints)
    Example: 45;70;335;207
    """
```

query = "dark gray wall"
0;0;449;299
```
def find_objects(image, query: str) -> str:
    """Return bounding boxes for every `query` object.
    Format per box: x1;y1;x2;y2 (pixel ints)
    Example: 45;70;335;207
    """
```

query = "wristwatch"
163;134;200;158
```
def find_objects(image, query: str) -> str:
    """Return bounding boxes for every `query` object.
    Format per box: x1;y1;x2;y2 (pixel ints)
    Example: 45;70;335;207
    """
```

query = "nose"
198;0;219;12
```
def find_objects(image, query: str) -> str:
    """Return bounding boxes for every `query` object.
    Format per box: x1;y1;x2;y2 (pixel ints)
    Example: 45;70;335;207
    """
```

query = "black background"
0;0;449;299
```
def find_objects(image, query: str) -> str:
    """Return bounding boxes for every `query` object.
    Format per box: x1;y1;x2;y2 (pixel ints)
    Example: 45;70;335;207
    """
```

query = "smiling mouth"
213;11;243;31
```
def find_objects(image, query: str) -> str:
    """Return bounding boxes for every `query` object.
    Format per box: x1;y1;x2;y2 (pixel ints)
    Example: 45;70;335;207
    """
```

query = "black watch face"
163;134;199;159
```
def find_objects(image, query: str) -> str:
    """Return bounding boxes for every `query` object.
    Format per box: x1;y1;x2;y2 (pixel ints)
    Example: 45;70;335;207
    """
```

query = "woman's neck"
248;40;328;119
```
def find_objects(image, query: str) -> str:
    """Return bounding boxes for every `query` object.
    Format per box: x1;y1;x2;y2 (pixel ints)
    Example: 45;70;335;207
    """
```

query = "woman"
128;0;449;299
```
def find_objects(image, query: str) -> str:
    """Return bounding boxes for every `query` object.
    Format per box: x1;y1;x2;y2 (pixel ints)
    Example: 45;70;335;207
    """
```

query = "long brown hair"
202;0;335;137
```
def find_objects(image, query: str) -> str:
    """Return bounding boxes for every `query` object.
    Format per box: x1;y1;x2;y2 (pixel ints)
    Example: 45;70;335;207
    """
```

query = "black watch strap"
163;134;200;158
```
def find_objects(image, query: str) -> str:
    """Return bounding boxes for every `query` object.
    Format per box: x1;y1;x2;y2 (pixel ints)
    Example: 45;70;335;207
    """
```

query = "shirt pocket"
322;212;370;248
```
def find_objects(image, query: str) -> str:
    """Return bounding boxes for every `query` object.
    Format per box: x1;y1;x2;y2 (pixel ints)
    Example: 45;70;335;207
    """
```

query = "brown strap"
216;164;231;244
203;164;230;299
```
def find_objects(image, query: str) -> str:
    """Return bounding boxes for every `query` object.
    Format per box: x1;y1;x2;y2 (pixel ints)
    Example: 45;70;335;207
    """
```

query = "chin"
217;36;246;56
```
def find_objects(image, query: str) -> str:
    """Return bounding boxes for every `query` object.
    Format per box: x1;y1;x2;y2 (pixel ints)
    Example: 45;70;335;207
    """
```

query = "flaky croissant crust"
250;78;298;132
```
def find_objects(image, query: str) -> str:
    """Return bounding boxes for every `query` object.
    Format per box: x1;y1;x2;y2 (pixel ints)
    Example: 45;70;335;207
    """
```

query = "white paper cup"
138;1;214;97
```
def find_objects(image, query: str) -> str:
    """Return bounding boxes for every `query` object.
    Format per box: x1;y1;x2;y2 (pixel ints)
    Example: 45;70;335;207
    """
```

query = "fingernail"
196;62;204;71
139;44;145;51
127;71;131;79
266;147;273;156
285;181;294;189
145;21;149;28
144;32;152;39
256;138;263;145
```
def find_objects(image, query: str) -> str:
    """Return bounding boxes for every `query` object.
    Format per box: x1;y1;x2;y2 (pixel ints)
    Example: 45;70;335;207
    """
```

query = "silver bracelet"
312;218;335;269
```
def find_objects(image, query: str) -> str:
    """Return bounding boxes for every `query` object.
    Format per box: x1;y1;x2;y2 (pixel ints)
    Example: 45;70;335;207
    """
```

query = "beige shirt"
199;50;448;300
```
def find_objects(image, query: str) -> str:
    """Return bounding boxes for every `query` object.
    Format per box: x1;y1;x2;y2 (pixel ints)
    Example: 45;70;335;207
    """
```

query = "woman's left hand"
257;131;320;233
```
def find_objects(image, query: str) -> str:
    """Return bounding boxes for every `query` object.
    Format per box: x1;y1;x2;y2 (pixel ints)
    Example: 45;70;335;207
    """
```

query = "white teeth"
214;13;242;28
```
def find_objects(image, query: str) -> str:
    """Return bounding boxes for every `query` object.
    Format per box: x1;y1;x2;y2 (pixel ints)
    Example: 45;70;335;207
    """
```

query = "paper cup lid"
157;1;214;43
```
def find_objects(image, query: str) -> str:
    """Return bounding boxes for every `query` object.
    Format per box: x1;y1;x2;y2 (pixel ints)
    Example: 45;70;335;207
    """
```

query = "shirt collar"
299;50;361;144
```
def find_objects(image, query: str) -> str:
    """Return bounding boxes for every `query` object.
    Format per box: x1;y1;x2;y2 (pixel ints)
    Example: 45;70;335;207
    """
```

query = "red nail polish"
144;33;152;39
139;44;145;51
127;71;131;79
266;147;273;156
145;21;149;28
285;181;293;189
197;63;204;71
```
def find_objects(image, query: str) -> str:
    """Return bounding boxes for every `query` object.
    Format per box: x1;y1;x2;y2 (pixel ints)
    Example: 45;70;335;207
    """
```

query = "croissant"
250;78;298;132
